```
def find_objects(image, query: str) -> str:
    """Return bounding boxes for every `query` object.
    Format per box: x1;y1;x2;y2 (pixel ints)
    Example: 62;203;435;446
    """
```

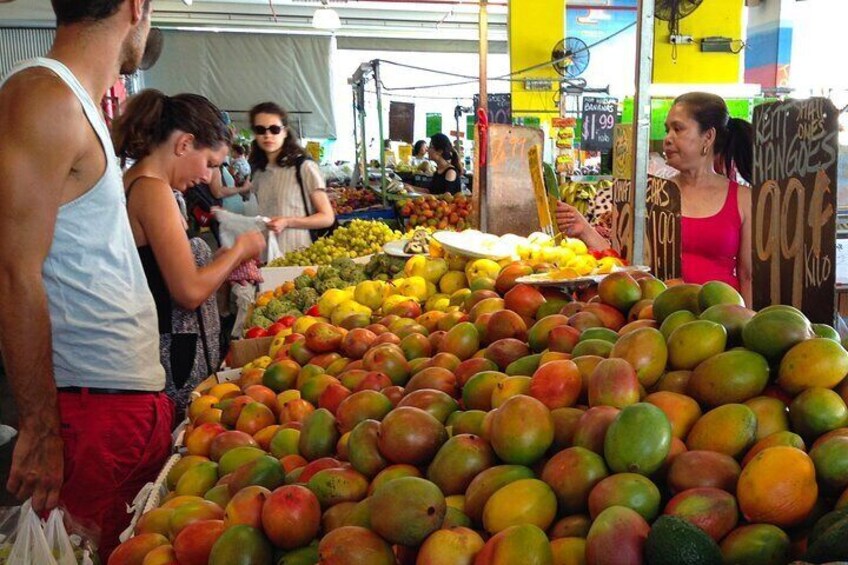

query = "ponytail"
673;92;754;185
723;117;753;185
448;147;461;173
112;89;231;167
429;132;460;172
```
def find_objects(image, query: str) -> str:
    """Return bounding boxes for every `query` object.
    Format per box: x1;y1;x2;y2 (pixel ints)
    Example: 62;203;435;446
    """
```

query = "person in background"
231;144;251;187
113;90;265;420
556;91;753;305
249;101;335;253
0;0;169;557
428;132;462;195
412;139;429;163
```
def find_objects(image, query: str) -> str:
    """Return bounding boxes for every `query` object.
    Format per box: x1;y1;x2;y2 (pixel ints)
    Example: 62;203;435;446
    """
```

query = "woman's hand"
556;201;591;237
267;217;289;233
235;230;266;260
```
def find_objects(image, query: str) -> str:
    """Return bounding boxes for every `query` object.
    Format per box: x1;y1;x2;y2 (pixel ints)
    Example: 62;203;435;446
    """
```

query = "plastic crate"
336;207;397;223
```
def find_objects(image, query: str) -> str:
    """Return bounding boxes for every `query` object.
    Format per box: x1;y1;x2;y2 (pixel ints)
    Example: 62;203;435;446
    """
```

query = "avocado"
805;513;848;563
645;515;723;565
808;508;848;548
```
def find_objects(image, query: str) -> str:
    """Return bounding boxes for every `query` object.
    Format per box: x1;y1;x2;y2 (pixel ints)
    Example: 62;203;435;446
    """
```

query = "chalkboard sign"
485;124;545;236
474;93;512;126
645;175;682;281
581;97;617;152
426;113;442;137
389;101;414;143
752;97;839;324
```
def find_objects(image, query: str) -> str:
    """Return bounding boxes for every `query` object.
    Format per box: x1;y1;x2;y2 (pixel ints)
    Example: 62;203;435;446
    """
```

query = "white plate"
516;265;651;287
383;239;416;258
432;230;515;260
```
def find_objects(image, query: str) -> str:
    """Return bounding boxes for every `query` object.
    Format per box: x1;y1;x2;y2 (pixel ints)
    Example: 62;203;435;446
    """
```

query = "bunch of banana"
558;181;598;216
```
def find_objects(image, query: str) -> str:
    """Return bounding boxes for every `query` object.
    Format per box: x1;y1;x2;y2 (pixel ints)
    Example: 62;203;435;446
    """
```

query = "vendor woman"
428;133;462;195
556;92;753;305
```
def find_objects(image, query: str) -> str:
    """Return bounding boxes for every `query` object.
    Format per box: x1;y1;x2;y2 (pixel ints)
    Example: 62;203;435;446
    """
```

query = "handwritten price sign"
645;176;682;281
752;98;839;323
581;97;617;152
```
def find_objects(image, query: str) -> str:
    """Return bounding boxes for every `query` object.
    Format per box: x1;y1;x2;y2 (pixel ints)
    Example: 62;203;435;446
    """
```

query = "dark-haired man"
0;0;172;558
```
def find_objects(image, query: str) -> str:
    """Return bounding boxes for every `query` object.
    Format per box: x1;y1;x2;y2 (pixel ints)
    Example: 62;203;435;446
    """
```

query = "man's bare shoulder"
0;69;86;136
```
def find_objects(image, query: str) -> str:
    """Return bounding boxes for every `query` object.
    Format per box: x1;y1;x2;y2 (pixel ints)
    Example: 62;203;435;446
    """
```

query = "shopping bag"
266;233;283;264
5;500;56;565
44;509;76;565
213;209;266;250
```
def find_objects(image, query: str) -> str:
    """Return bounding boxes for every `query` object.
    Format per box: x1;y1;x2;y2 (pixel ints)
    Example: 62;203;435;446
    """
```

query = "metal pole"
374;60;388;208
474;0;489;230
358;83;368;188
351;82;360;187
630;0;655;267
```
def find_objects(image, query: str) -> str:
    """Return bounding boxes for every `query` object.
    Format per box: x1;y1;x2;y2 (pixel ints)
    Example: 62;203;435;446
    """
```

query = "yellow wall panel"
509;0;565;120
653;0;745;84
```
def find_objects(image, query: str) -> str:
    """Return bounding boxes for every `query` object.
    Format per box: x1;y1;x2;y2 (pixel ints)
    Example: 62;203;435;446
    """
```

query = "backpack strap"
294;155;312;215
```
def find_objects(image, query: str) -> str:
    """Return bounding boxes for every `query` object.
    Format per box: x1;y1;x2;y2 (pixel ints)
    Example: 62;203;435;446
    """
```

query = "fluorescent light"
312;7;341;30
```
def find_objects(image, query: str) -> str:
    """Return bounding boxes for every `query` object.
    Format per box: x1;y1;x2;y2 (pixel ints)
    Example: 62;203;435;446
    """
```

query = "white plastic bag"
44;509;76;565
213;208;266;250
266;233;283;264
6;500;56;565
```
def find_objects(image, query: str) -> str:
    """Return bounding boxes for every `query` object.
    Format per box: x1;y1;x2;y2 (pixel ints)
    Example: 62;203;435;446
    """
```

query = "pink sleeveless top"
681;181;742;290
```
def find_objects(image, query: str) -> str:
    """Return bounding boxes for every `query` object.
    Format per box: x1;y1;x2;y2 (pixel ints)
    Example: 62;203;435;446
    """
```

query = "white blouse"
253;160;326;253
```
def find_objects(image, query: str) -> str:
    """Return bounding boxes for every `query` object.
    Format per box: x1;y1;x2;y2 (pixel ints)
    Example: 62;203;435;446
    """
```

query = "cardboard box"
229;336;274;368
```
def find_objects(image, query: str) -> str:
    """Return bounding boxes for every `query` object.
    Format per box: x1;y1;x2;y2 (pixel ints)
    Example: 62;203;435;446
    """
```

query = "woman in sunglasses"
113;90;265;418
248;102;335;252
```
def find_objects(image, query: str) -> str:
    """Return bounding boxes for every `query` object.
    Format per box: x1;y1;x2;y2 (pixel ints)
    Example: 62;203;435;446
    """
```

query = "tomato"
277;315;297;328
265;322;289;336
245;326;269;339
305;305;320;317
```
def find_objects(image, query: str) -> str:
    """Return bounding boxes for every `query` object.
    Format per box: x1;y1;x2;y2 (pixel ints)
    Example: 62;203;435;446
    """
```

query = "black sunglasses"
252;125;283;135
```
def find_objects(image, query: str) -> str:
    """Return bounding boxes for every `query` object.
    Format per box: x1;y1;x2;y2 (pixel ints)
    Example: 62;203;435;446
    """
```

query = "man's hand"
8;425;64;512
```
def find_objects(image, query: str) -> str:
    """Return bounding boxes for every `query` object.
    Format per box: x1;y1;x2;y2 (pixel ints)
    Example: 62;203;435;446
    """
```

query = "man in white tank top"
0;0;171;559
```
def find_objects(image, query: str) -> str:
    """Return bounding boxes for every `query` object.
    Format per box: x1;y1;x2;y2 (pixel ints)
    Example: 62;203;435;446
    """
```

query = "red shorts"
58;390;174;562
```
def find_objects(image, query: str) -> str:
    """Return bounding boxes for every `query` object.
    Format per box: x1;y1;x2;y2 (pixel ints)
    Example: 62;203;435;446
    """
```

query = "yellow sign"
613;124;633;180
528;145;554;237
398;144;412;164
306;141;321;162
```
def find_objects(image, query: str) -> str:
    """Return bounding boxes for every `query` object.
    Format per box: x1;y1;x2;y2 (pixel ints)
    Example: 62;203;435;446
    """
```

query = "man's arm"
0;75;85;512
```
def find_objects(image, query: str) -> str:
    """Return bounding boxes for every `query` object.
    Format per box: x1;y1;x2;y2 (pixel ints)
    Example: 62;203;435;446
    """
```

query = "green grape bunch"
268;220;403;266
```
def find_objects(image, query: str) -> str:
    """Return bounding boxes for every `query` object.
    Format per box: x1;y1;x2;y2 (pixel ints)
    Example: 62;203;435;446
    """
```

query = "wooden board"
389;101;414;143
528;145;554;236
581;97;617;152
611;178;634;263
644;175;682;281
484;124;545;236
752;97;839;324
